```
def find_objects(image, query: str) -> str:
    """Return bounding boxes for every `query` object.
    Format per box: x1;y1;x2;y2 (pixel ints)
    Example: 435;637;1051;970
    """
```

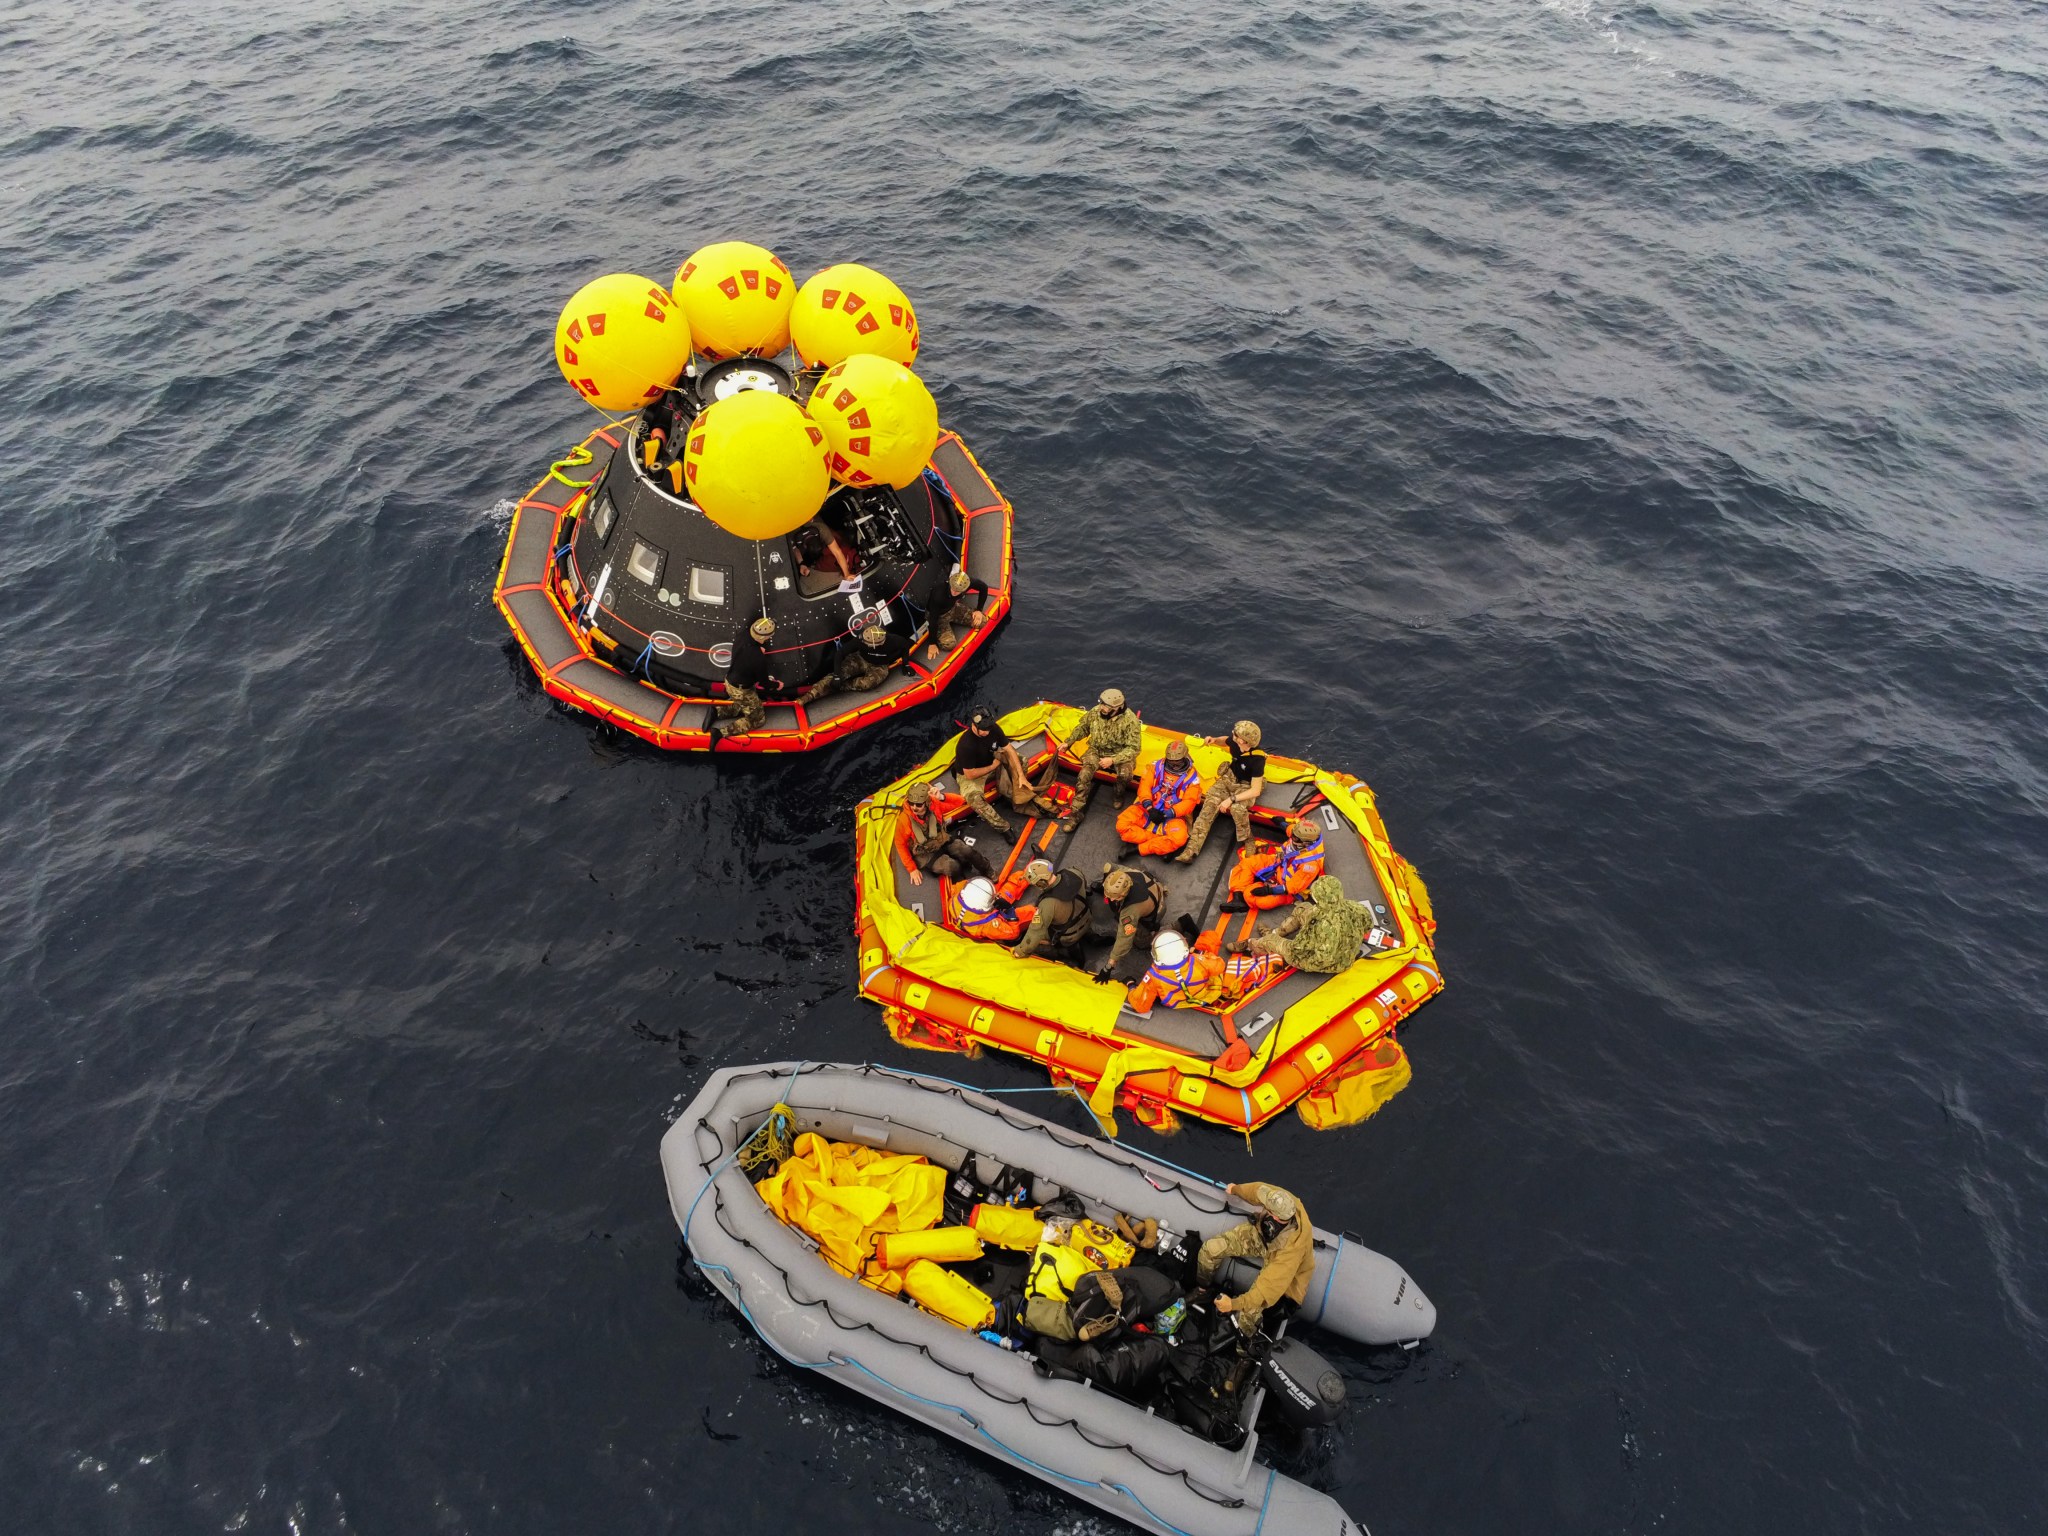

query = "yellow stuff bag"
968;1203;1044;1251
903;1260;996;1330
1071;1219;1135;1271
873;1226;984;1269
1025;1236;1099;1300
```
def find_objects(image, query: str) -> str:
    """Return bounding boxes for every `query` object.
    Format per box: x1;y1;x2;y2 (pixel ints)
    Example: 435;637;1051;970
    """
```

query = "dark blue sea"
5;0;2045;1530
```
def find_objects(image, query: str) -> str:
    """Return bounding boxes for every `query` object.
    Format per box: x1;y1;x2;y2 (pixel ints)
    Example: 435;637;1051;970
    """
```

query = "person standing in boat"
1059;689;1144;831
1175;720;1266;863
710;615;782;740
953;706;1055;833
894;781;996;886
1196;1182;1314;1335
1011;859;1093;962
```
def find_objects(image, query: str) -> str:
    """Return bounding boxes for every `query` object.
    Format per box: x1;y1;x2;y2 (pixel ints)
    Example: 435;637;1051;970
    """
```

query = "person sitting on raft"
954;705;1057;834
710;615;785;740
919;562;988;662
1124;927;1277;1013
1196;1182;1315;1335
1116;738;1203;857
1097;865;1168;982
951;875;1034;943
1058;688;1144;832
896;781;996;887
1174;721;1266;863
1011;859;1093;963
1240;874;1375;974
797;614;912;705
1221;817;1325;914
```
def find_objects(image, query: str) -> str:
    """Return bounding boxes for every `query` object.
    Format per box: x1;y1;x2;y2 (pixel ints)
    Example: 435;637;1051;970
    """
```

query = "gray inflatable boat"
660;1062;1435;1535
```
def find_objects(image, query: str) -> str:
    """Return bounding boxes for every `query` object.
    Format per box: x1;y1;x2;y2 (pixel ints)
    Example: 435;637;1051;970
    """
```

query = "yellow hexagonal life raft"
854;702;1444;1135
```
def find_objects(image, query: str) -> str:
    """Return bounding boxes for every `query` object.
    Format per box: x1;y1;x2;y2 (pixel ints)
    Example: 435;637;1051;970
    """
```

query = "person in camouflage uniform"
1097;864;1168;981
711;615;781;740
1175;719;1266;862
1011;859;1093;962
797;616;910;705
1245;874;1373;973
1060;688;1144;830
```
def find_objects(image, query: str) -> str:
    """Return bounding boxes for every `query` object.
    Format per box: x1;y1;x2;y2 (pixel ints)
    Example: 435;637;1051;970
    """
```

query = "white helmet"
1151;930;1189;967
959;877;996;915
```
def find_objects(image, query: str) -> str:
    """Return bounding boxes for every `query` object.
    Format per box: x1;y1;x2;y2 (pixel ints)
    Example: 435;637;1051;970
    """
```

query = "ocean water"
3;0;2045;1531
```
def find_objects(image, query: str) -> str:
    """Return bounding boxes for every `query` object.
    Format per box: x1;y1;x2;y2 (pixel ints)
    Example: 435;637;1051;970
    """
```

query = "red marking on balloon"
644;301;666;321
679;262;697;282
822;288;841;309
685;462;698;482
578;378;598;395
742;269;759;291
718;277;739;299
850;436;871;455
765;278;782;298
843;291;866;315
848;468;872;484
847;408;871;429
829;452;850;473
691;434;707;454
834;389;856;411
647;286;667;306
771;255;790;274
568;319;584;344
589;313;607;335
641;384;663;399
562;347;578;365
856;314;879;335
889;304;904;325
806;426;823;445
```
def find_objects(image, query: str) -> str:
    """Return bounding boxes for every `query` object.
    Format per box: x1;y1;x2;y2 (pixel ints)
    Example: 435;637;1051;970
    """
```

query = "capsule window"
688;566;726;605
626;538;664;587
590;492;618;544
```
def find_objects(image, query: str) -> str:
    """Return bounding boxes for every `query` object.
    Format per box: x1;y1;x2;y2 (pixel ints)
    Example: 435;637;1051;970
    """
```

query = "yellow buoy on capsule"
809;353;939;488
673;241;795;359
790;262;920;368
681;391;830;541
554;274;692;411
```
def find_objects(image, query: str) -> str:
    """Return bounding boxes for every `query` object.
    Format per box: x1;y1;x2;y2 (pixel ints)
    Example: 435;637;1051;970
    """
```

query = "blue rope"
1315;1232;1344;1325
1250;1463;1278;1535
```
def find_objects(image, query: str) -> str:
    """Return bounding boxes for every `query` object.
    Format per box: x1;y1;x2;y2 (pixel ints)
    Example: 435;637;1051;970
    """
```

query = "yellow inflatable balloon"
681;391;830;541
673;241;795;360
554;273;692;411
809;354;939;488
790;263;920;368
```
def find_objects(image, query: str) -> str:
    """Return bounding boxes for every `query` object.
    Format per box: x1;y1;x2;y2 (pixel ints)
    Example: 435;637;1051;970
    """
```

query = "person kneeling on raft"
1238;874;1376;974
1222;817;1326;914
711;615;787;740
1010;859;1092;962
895;781;996;887
918;562;988;663
1117;738;1204;856
950;874;1034;943
1196;1182;1314;1336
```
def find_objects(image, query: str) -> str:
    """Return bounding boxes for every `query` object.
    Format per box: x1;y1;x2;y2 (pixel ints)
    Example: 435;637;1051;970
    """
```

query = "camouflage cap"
1256;1186;1299;1222
748;616;776;641
1291;818;1319;845
859;620;887;648
1097;688;1126;711
1232;720;1262;748
905;781;932;805
1164;738;1192;765
1101;866;1133;901
948;565;972;596
1024;858;1055;884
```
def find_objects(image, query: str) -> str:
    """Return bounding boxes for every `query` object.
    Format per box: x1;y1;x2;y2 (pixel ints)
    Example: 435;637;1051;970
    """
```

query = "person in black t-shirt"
795;615;909;705
920;563;989;661
711;616;784;739
953;705;1056;832
1176;719;1268;862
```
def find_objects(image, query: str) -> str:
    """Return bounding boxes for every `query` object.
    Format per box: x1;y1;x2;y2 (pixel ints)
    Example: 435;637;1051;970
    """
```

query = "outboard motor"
1259;1336;1347;1431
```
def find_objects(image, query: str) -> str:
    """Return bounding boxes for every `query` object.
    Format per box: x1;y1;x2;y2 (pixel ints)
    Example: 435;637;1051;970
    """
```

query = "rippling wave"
1;0;2043;1530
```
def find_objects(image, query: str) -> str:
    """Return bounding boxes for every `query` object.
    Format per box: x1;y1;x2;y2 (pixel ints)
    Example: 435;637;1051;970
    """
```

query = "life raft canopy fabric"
755;1131;945;1276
